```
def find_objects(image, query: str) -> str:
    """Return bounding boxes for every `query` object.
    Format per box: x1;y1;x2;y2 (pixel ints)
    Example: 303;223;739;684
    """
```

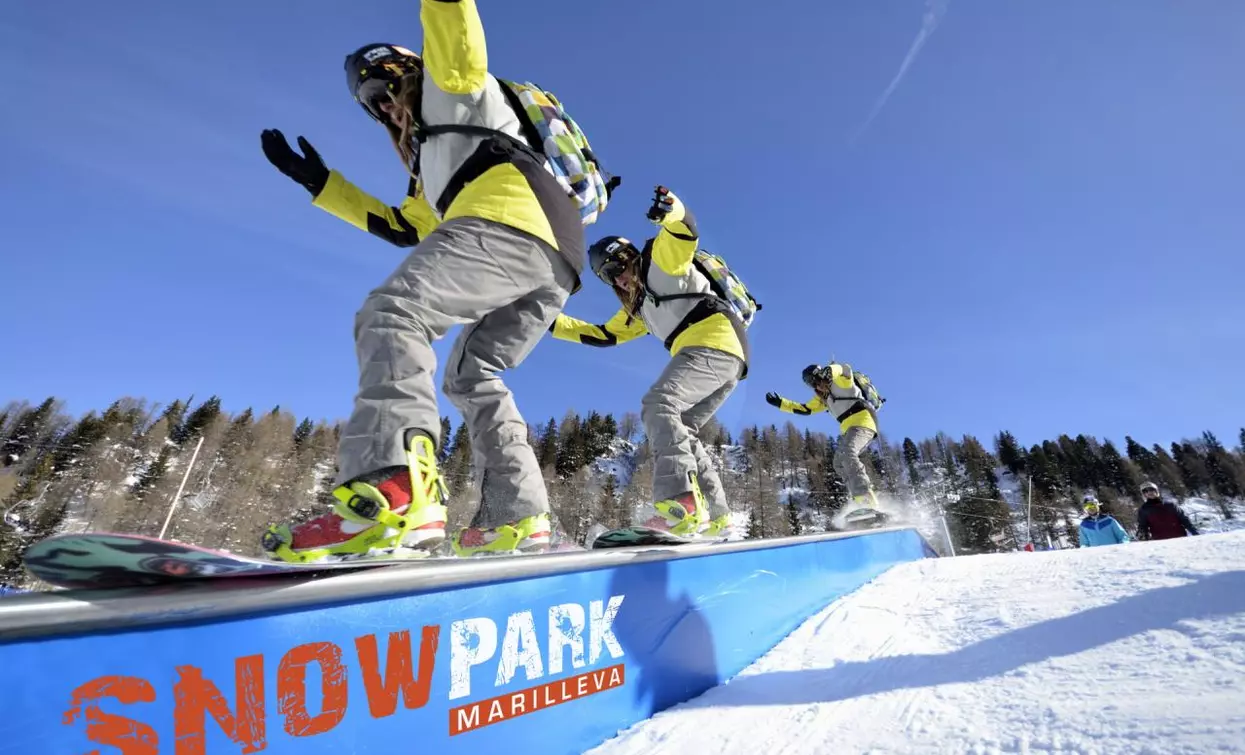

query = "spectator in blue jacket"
1078;495;1130;547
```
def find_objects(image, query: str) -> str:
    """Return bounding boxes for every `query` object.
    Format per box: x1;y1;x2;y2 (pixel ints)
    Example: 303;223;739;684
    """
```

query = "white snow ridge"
587;531;1245;754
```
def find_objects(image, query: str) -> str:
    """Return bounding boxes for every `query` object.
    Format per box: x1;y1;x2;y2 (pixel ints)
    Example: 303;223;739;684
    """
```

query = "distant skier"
766;362;885;515
1136;482;1199;540
550;186;747;539
1077;495;1130;547
257;0;608;561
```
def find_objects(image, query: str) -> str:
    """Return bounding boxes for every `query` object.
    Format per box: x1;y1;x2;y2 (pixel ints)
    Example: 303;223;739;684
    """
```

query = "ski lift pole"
159;435;205;540
937;493;956;557
1026;475;1033;546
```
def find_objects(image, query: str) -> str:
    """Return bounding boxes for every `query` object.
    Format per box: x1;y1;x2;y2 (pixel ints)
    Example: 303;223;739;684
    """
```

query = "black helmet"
588;236;639;285
344;43;422;123
801;364;822;388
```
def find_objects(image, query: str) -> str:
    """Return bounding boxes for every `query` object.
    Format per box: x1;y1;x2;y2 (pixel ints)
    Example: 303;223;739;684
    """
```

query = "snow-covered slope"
587;531;1245;754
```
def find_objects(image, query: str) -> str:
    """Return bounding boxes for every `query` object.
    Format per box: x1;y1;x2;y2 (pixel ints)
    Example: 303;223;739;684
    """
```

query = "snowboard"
837;507;892;532
590;525;722;549
22;531;468;590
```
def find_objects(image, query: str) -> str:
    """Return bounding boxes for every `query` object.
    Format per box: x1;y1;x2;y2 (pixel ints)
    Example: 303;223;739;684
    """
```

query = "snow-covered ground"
587;531;1245;754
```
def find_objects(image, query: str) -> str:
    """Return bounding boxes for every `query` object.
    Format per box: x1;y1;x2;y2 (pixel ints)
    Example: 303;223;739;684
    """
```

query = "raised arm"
645;186;700;276
551;309;648;347
420;0;489;95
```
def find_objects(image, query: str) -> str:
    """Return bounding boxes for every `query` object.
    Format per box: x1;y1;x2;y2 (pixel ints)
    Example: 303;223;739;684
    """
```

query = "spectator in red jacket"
1136;482;1199;540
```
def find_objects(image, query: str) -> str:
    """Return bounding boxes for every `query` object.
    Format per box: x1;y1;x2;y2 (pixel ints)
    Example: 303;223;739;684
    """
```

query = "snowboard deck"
590;525;715;549
838;507;893;531
23;532;472;590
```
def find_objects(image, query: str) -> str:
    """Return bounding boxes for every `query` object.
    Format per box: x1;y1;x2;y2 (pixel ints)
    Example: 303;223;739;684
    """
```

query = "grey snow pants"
641;346;744;521
336;216;577;529
835;425;877;500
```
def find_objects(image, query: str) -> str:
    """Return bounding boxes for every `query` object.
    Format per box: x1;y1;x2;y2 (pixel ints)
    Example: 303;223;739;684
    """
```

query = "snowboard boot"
451;513;553;557
702;513;733;538
638;471;709;537
853;491;880;510
262;434;449;563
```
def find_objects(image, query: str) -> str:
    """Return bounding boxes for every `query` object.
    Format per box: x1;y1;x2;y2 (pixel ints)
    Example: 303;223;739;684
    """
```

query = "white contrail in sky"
850;0;950;144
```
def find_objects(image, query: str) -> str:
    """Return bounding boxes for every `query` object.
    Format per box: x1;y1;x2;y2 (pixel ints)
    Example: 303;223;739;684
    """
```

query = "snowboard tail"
22;532;441;590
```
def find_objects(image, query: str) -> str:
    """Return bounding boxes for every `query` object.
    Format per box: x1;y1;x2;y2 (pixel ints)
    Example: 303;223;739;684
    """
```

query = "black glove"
765;392;782;408
261;129;330;197
645;185;678;224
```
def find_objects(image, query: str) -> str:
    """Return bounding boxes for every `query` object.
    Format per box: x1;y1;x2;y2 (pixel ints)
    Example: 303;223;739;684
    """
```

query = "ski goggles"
1141;487;1160;498
596;248;638;285
356;74;404;123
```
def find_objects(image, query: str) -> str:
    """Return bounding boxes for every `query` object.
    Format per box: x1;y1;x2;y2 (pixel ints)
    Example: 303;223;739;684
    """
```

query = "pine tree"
901;437;922;491
537;419;558;473
996;431;1026;476
173;396;222;445
1201;431;1243;506
1099;440;1140;495
293;418;315;448
597;473;627;530
444;422;473;488
1;397;59;467
438;416;453;463
1171;442;1211;496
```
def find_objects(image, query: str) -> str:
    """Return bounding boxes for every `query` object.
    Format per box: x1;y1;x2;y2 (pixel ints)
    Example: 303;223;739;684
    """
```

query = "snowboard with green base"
590;526;704;549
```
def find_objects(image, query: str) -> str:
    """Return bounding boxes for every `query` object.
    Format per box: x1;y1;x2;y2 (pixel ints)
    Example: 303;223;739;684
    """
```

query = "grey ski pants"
337;216;577;529
641;346;743;520
835;425;877;500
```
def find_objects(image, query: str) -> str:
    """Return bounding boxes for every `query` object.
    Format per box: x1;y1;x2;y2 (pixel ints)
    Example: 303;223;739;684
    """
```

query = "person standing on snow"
1136;482;1199;540
1077;495;1130;547
257;0;596;561
550;187;746;539
765;363;884;514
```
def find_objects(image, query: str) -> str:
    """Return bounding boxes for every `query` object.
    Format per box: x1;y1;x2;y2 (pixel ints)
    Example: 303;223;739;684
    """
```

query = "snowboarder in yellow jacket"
766;363;883;513
550;186;746;539
257;0;594;562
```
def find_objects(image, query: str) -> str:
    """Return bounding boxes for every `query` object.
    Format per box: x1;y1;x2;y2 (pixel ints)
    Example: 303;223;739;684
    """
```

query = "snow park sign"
0;527;936;754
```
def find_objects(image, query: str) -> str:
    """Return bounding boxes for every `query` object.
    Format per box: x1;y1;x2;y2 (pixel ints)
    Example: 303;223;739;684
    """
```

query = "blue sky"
2;0;1243;453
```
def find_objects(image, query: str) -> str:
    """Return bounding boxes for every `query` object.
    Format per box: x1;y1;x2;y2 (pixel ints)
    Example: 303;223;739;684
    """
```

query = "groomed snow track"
0;526;935;754
587;530;1245;755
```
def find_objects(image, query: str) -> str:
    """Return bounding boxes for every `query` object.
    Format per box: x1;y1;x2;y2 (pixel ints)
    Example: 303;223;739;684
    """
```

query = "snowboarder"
550;186;746;539
765;362;884;516
1077;495;1130;547
258;0;596;562
1136;482;1199;540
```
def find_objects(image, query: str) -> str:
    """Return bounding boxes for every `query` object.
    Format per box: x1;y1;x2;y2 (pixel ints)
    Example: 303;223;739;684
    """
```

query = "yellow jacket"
312;0;583;286
550;199;748;370
772;364;877;433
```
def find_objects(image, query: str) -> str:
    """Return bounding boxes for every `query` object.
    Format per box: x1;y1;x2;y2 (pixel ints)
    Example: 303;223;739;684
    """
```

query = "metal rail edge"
0;526;919;642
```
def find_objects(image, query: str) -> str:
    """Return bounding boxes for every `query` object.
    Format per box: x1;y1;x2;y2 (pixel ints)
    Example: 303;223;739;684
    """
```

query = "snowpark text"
61;595;626;753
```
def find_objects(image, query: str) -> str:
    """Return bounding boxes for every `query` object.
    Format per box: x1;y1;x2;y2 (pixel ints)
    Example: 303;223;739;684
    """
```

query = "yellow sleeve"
551;309;648;347
312;170;440;247
650;201;700;277
420;0;488;95
776;395;825;416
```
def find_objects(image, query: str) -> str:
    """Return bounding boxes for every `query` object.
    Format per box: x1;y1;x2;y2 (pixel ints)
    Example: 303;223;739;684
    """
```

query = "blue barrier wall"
1;527;933;755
